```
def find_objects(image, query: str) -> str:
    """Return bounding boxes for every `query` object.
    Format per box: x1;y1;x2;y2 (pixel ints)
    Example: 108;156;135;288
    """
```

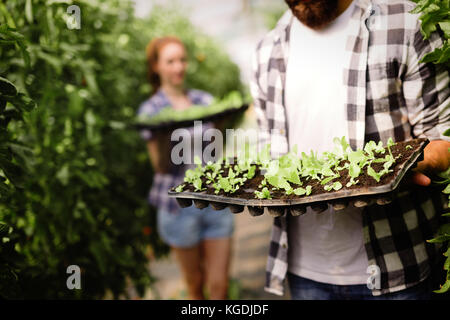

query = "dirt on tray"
174;138;428;201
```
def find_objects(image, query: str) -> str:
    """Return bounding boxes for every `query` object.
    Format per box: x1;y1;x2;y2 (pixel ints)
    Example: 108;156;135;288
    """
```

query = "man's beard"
285;0;339;30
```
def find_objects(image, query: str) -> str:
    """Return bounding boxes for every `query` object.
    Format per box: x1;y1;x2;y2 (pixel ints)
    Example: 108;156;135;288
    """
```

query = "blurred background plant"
0;0;243;299
258;2;286;30
0;25;36;299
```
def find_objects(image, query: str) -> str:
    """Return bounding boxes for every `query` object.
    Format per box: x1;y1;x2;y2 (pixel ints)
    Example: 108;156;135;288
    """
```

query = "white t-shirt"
285;1;369;285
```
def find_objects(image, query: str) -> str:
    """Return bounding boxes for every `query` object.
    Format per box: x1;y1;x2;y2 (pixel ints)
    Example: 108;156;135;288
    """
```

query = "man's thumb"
410;171;431;186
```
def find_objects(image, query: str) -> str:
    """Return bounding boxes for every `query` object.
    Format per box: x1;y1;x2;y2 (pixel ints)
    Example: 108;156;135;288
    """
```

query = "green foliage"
258;3;287;30
412;0;450;294
0;25;35;299
324;182;343;192
0;0;243;299
254;187;271;199
429;128;450;293
411;0;450;67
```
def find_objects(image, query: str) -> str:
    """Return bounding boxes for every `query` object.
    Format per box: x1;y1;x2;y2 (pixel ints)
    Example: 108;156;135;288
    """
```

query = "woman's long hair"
146;36;186;94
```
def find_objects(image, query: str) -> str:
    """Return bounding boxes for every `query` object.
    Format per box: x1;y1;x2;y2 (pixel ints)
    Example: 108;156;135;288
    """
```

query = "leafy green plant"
254;187;272;199
411;0;450;67
411;0;450;294
324;182;343;192
0;0;243;299
0;26;36;299
287;185;312;196
428;129;450;293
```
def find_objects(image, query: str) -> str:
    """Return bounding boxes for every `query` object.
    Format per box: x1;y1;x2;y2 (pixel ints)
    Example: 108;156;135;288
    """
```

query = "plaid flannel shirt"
138;89;214;214
250;0;450;296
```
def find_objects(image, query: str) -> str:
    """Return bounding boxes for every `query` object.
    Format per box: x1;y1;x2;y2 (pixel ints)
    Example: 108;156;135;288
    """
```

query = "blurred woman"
137;36;234;300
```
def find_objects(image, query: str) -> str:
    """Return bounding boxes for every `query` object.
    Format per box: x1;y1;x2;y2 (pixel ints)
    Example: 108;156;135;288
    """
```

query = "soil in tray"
173;138;427;201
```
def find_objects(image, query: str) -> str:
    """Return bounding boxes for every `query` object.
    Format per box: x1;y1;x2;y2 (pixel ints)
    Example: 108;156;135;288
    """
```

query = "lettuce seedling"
218;176;233;193
333;136;351;158
267;175;292;191
348;150;366;164
237;142;257;172
348;162;361;179
255;187;272;199
258;178;267;188
301;150;323;180
193;178;205;191
279;146;302;171
204;160;222;175
184;168;203;184
264;160;294;191
292;185;312;196
386;137;395;158
285;168;302;185
321;167;336;177
320;176;337;185
324;181;343;192
247;165;256;179
364;140;385;158
205;171;217;184
346;179;359;188
258;144;272;168
367;166;383;182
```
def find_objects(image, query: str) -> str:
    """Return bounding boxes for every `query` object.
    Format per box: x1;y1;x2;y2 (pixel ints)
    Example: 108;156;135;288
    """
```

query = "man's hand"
411;140;450;186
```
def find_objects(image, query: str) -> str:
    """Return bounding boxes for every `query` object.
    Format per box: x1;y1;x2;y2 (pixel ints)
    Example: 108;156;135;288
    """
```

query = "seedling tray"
133;104;248;132
168;138;429;216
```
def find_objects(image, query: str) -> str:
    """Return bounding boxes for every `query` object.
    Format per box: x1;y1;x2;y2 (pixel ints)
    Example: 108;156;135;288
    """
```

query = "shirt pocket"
366;63;402;114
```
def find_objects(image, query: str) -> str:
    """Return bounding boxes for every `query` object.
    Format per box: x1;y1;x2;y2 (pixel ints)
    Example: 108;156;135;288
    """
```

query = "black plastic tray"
133;104;248;132
168;139;429;217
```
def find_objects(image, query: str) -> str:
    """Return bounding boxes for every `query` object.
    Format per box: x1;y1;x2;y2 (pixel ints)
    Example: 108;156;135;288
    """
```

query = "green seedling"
346;178;359;188
247;165;256;179
367;166;384;183
293;185;312;196
205;171;217;184
386;137;396;158
324;181;343;192
255;187;272;199
184;168;203;184
193;178;205;191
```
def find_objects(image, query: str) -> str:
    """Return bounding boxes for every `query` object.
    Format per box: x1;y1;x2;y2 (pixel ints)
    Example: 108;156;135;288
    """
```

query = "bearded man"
250;0;450;299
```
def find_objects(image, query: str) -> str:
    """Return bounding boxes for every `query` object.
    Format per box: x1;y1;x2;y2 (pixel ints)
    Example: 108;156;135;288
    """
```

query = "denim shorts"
287;272;432;300
157;205;234;248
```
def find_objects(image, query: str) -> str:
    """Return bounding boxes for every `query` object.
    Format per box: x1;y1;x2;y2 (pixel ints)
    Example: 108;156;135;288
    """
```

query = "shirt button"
280;129;285;135
282;243;287;249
